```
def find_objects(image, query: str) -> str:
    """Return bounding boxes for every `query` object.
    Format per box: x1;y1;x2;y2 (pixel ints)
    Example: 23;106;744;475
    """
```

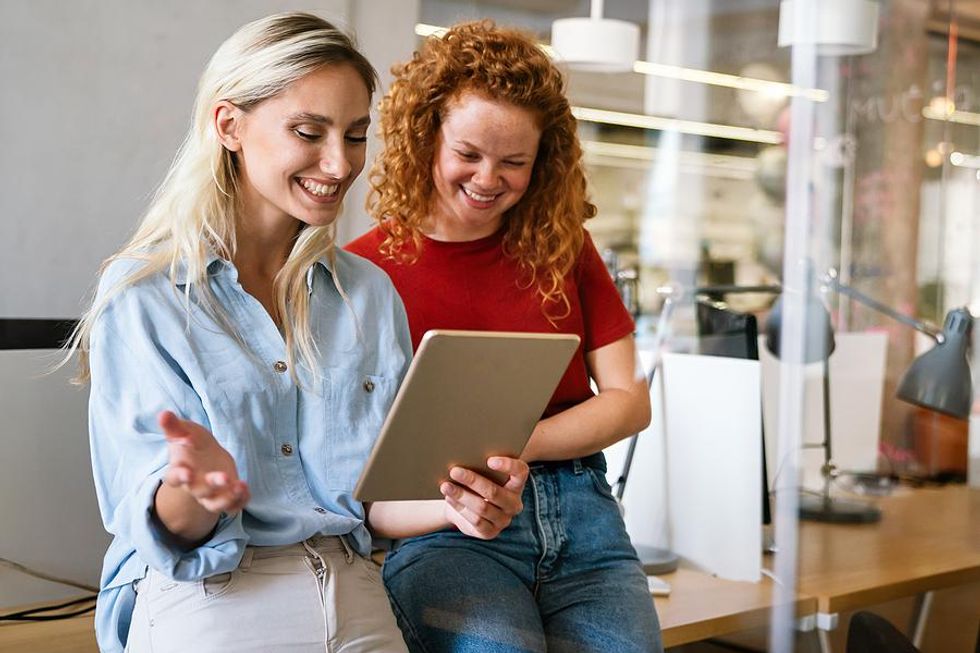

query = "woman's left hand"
441;456;529;540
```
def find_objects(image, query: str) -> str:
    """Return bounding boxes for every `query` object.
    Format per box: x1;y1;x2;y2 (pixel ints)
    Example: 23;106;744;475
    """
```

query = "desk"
797;485;980;651
3;487;975;652
0;600;97;653
654;568;814;648
0;571;815;653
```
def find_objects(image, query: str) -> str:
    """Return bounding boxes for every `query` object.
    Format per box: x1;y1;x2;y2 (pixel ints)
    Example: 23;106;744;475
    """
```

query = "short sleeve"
575;233;635;352
88;279;248;583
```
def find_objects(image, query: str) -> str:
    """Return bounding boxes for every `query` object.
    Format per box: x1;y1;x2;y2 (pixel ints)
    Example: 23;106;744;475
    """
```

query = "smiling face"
427;92;542;241
215;63;371;235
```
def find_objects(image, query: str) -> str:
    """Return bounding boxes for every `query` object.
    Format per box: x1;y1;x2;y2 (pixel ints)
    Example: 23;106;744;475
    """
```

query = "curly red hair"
367;20;595;318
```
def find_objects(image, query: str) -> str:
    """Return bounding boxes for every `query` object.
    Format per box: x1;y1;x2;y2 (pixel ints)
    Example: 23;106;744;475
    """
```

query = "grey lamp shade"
896;308;974;420
765;294;836;363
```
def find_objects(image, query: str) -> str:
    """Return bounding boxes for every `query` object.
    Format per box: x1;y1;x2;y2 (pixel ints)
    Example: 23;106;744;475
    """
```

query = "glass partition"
414;2;978;650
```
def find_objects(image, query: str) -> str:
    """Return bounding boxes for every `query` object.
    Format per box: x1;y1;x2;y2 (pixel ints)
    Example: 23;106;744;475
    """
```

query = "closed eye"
293;128;320;141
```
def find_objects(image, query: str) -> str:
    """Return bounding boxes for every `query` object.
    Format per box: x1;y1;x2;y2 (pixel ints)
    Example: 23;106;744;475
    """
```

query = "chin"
301;205;343;228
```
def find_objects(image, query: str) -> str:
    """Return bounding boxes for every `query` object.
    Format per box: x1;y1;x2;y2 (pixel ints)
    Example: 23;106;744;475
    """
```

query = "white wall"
0;0;418;609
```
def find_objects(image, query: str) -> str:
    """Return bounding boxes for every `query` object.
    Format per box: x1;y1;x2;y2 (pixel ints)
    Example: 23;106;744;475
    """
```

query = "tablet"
353;329;580;501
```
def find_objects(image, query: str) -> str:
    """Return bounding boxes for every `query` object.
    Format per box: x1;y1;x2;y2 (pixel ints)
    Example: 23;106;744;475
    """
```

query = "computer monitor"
695;299;772;527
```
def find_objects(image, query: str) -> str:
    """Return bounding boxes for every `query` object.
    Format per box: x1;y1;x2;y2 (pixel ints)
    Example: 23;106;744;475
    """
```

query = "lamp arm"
694;284;783;296
823;273;941;342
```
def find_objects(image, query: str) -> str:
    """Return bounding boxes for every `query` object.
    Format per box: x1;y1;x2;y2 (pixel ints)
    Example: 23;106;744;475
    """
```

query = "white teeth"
463;187;496;202
300;179;339;197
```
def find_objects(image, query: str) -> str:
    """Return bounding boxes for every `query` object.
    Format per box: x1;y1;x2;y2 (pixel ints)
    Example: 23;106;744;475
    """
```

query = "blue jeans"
382;456;664;653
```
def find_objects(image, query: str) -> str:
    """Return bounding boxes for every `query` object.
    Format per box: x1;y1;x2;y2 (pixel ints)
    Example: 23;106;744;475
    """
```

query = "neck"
422;214;503;243
233;211;301;280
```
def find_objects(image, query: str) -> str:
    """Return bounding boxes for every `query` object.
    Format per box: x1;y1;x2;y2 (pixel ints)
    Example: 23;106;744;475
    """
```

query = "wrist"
152;482;220;549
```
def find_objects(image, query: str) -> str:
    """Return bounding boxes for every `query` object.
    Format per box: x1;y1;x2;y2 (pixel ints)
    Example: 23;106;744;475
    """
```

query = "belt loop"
339;535;355;564
572;458;584;474
239;548;255;571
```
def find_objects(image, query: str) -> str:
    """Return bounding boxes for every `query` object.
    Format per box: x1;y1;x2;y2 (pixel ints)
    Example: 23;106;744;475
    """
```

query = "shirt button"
313;506;327;514
280;443;293;456
273;360;288;373
362;379;375;393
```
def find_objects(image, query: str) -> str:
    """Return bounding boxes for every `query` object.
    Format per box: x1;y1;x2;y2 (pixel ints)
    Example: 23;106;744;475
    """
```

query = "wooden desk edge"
660;596;817;648
820;565;980;615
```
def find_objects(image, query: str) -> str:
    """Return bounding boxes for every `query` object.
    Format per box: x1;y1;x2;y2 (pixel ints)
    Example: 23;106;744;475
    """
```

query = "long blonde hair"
368;20;594;319
67;12;376;383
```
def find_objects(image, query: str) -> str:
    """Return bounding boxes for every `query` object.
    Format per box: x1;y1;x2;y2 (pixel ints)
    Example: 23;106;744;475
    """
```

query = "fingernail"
441;483;457;497
488;458;503;470
450;468;470;482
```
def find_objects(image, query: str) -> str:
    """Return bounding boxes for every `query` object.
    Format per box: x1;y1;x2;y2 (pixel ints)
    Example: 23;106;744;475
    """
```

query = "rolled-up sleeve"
88;289;248;584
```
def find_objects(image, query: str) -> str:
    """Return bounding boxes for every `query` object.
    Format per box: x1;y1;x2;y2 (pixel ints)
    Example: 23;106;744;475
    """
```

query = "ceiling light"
581;140;757;179
950;152;980;169
778;0;879;56
550;0;639;73
922;104;980;127
633;61;828;101
572;106;783;144
414;23;827;101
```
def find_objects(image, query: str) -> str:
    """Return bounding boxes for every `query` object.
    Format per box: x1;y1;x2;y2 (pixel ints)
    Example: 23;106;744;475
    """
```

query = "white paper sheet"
660;353;762;581
759;332;887;491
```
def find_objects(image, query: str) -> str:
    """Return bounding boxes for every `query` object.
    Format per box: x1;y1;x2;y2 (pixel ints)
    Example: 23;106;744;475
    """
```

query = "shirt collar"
173;250;226;287
306;255;334;293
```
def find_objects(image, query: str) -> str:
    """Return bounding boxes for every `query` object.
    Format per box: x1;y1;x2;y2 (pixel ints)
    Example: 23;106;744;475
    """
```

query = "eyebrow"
288;112;371;128
457;140;533;159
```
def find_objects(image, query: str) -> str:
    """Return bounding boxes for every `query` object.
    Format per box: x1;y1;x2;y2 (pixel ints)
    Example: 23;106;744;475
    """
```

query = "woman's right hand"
159;410;250;516
440;456;529;540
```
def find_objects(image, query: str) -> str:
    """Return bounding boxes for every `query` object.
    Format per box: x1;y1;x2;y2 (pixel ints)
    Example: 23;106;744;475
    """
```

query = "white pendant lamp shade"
778;0;879;56
551;0;639;73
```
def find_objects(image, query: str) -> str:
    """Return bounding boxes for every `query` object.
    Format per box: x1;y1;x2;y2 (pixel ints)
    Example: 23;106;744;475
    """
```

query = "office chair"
846;611;919;653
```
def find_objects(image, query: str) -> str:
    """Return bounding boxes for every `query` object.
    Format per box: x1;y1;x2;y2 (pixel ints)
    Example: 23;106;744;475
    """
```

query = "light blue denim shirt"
87;248;411;653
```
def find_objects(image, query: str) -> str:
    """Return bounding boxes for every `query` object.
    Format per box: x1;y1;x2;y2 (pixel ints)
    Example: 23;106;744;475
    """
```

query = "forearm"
365;500;451;539
521;383;651;463
152;482;221;550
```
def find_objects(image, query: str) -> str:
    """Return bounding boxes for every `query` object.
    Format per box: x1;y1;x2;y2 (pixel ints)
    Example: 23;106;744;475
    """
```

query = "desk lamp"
765;290;880;522
766;268;975;523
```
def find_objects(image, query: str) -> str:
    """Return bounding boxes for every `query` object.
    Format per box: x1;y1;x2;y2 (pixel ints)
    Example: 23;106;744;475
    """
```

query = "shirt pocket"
323;370;399;491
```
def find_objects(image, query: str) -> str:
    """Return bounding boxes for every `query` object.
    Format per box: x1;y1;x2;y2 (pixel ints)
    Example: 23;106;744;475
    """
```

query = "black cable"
0;594;97;622
0;603;96;622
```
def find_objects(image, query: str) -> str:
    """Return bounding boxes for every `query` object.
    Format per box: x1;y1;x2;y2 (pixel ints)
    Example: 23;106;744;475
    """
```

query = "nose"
471;160;499;189
319;140;352;180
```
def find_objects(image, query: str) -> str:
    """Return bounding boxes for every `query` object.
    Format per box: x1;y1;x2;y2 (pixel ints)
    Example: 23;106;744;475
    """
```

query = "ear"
214;101;244;152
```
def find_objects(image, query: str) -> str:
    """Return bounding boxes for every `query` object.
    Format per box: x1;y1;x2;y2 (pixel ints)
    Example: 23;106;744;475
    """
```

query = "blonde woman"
347;21;663;653
71;13;527;653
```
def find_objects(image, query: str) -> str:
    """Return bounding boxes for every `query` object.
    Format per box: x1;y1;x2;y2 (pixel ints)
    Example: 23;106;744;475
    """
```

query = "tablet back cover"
354;330;580;501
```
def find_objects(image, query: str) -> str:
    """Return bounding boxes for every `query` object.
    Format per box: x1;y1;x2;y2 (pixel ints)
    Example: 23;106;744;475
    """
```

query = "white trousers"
126;536;408;653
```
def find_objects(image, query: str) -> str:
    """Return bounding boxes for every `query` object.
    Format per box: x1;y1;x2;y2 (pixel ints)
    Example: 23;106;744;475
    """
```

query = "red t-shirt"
345;227;634;417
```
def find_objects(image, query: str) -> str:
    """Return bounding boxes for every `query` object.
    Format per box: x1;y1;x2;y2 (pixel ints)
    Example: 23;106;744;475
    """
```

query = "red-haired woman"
347;20;663;653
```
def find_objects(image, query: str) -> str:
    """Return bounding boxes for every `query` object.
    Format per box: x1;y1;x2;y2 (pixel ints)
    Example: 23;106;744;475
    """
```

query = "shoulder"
579;230;600;259
344;226;385;262
93;256;196;339
98;256;153;291
571;229;603;275
331;248;398;299
95;256;173;309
